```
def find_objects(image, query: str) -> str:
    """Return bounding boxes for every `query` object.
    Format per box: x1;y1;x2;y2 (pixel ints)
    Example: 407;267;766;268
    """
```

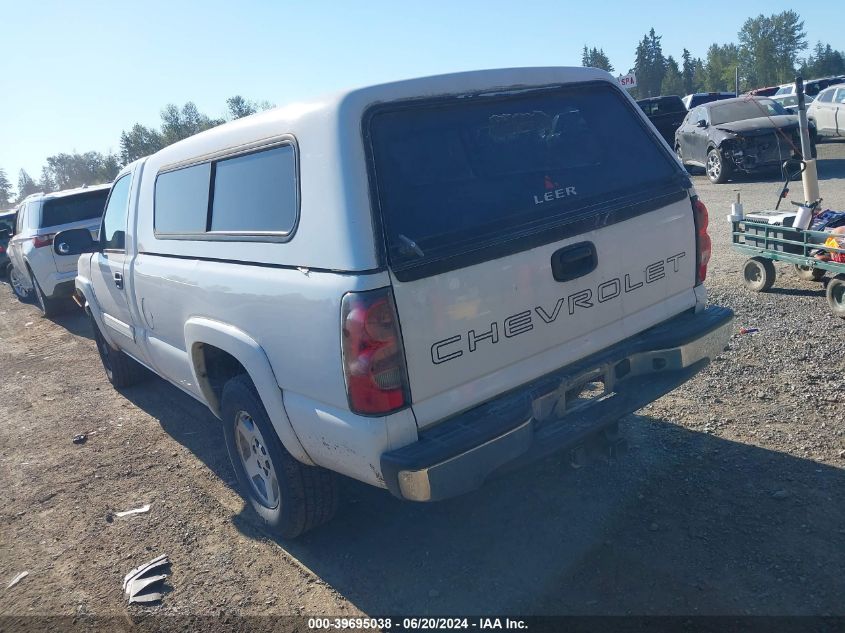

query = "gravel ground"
0;140;844;624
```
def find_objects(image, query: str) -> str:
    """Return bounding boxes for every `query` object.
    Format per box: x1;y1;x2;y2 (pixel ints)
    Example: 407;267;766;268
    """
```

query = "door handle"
550;241;598;282
113;272;124;290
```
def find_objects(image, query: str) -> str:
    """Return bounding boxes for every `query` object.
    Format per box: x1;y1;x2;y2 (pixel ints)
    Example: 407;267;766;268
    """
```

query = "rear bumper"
381;305;734;501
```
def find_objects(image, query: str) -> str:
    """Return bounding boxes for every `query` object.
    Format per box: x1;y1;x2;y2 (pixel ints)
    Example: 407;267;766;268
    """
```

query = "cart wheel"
743;257;776;292
826;274;845;318
794;264;825;282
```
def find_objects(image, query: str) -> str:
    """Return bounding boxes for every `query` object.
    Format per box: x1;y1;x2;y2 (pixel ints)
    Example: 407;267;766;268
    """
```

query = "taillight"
693;198;711;284
341;288;410;415
0;245;5;254
33;234;55;248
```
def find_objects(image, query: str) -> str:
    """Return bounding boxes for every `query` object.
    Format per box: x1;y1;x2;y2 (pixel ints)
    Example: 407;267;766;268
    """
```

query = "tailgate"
366;81;698;427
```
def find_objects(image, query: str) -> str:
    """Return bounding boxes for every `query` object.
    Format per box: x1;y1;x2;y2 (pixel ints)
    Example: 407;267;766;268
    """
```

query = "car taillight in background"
693;198;711;284
0;245;5;254
32;234;56;249
341;288;410;415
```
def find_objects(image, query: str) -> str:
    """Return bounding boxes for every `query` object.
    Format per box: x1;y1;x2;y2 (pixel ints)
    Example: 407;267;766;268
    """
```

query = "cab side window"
101;175;132;251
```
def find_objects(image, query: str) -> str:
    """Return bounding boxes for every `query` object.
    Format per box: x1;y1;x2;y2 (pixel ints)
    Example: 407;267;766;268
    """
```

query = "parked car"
636;95;687;145
6;184;110;316
771;93;815;113
682;92;736;110
675;97;816;184
57;67;732;538
807;83;845;138
0;209;17;277
775;76;845;98
744;86;780;97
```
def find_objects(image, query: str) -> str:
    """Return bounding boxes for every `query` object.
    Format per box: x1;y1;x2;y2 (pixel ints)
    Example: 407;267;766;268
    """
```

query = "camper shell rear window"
365;81;688;281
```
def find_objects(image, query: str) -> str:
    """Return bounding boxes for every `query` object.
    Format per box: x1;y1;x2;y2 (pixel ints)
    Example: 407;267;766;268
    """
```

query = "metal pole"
735;67;739;96
795;76;820;204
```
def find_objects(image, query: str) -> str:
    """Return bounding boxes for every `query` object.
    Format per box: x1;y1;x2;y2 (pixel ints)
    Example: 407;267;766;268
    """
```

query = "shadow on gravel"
766;286;826;298
281;416;845;616
116;374;845;617
50;304;94;339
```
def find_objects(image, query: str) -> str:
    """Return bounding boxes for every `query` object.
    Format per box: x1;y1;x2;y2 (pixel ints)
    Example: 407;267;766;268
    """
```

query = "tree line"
0;95;272;208
582;10;844;99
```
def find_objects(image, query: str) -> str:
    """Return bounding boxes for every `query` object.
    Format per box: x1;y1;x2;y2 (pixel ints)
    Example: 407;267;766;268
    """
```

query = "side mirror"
0;228;10;239
696;119;708;128
54;228;97;257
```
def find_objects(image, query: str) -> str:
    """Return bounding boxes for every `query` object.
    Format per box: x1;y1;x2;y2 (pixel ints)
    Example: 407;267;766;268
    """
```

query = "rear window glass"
155;163;211;234
40;189;109;228
0;214;15;232
210;145;297;233
367;83;684;274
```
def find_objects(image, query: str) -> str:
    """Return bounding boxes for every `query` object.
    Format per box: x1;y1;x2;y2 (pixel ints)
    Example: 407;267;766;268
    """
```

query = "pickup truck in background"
636;95;687;146
56;67;733;538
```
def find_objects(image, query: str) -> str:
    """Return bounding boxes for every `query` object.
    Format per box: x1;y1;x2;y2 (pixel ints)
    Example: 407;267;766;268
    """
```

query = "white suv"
7;184;110;316
59;67;732;538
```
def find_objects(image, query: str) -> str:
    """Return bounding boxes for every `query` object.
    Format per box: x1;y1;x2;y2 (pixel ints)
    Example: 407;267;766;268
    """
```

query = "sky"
0;0;839;192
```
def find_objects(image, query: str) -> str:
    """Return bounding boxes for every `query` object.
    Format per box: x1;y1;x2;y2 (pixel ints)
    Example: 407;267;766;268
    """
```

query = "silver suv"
6;184;110;316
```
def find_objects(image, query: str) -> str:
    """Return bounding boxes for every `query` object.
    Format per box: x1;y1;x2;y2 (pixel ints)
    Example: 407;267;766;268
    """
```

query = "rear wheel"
794;264;825;282
706;148;731;184
91;317;147;388
826;274;845;318
29;270;63;318
743;257;776;292
9;266;33;302
221;374;338;539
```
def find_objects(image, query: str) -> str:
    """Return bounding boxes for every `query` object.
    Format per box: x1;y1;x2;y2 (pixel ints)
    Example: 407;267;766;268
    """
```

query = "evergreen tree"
634;28;666;97
17;170;39;201
0;168;12;209
581;46;614;72
661;56;685;96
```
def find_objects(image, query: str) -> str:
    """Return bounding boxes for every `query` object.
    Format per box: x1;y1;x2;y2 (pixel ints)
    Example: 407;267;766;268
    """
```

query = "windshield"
367;82;685;275
710;99;789;125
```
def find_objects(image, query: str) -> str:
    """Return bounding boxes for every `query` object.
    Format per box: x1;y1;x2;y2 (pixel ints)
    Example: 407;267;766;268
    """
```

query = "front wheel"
91;317;147;388
706;148;731;184
826;274;845;319
743;257;776;292
221;374;338;539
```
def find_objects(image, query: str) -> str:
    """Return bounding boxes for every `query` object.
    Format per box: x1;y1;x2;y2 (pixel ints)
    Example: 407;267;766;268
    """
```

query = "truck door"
89;172;145;359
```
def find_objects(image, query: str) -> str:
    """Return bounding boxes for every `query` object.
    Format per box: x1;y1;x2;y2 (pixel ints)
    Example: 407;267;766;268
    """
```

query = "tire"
794;264;825;282
743;257;776;292
9;266;33;302
91;317;146;388
826;274;845;319
706;147;731;184
221;374;338;539
29;269;63;318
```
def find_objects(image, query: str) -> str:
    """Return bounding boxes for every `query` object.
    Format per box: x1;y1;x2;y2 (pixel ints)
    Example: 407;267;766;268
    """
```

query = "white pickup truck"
56;67;732;538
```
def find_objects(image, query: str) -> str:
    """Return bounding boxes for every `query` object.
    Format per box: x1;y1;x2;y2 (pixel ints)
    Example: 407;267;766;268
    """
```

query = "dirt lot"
2;141;845;622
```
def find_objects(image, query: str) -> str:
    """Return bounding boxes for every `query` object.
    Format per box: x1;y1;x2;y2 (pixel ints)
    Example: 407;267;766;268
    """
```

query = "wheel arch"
184;317;314;465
